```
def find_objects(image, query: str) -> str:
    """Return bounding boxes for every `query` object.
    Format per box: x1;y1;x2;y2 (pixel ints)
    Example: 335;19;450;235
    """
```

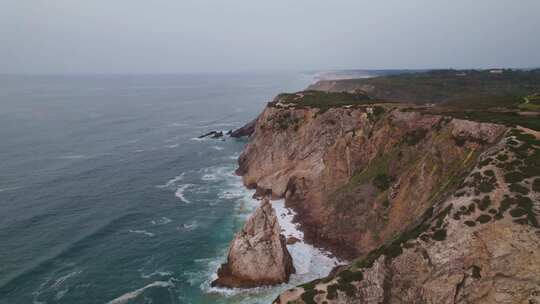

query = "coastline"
202;167;345;303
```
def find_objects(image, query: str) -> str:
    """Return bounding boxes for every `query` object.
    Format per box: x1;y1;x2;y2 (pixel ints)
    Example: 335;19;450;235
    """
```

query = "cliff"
274;127;540;304
238;98;506;258
233;90;539;302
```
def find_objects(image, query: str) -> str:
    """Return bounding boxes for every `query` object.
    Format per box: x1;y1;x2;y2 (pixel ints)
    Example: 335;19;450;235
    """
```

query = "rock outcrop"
198;130;223;139
230;118;258;138
212;198;295;288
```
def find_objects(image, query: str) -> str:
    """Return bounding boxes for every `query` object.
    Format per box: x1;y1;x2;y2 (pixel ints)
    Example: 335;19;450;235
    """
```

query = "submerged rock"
198;131;223;139
211;198;295;288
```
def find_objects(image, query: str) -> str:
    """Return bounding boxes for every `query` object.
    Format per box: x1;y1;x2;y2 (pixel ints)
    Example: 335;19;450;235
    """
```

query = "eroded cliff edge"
234;91;540;303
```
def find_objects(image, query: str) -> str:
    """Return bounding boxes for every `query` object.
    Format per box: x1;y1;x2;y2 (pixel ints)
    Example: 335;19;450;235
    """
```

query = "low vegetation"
270;90;376;108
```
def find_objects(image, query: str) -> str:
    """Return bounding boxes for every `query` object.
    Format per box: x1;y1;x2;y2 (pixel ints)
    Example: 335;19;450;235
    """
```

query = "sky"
1;0;540;74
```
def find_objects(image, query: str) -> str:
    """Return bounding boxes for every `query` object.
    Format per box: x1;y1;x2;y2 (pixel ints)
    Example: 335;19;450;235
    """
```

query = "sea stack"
212;198;295;288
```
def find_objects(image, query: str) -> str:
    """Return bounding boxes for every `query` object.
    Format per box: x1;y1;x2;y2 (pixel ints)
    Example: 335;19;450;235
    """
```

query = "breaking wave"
175;184;193;204
106;280;175;304
128;230;155;237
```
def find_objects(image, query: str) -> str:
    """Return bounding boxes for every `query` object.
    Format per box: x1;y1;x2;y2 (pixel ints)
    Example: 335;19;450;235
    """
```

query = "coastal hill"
224;69;540;303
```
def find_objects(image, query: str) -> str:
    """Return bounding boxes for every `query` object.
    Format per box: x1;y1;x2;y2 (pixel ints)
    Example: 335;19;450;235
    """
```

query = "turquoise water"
0;73;312;304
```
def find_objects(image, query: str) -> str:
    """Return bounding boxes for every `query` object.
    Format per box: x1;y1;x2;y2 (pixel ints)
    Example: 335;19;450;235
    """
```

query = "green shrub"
373;174;393;191
483;169;495;176
404;129;428;146
464;220;476;227
533;178;540;192
509;183;529;195
509;208;527;217
498;197;513;214
476;214;492;224
432;229;447;241
300;279;321;290
337;283;357;297
478;182;495;193
478;158;492;168
338;270;364;283
301;288;322;304
326;284;338;300
477;196;492;211
496;154;508;162
520;164;540;178
504;171;525;183
372;106;385;117
471;265;482;279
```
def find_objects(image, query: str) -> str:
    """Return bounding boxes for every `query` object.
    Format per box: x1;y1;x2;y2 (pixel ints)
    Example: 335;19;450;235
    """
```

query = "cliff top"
265;69;540;131
269;90;383;109
308;69;540;107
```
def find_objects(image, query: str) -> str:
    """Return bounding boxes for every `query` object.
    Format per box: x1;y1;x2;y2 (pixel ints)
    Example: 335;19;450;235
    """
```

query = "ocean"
0;73;340;304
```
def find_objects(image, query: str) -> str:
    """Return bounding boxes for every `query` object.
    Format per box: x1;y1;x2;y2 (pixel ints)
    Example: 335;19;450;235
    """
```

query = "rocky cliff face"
238;102;506;258
274;127;540;304
212;198;295;288
235;96;539;302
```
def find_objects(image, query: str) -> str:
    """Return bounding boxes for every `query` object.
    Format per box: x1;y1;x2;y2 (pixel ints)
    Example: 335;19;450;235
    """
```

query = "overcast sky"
1;0;539;74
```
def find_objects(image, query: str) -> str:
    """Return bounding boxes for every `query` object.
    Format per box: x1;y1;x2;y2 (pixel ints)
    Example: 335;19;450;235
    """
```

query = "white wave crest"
151;217;172;225
54;288;68;300
141;270;173;279
0;186;21;193
106;280;175;304
218;189;245;200
175;184;193;203
51;271;82;289
201;174;217;181
156;172;185;189
170;122;190;127
128;230;155;237
57;155;86;160
179;220;198;231
200;166;236;183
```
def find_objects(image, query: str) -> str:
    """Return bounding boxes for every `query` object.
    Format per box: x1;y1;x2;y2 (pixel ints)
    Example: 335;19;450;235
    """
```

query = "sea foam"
150;217;172;225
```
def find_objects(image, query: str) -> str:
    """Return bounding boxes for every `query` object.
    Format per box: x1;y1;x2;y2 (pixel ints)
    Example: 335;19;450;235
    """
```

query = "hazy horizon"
2;0;540;74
